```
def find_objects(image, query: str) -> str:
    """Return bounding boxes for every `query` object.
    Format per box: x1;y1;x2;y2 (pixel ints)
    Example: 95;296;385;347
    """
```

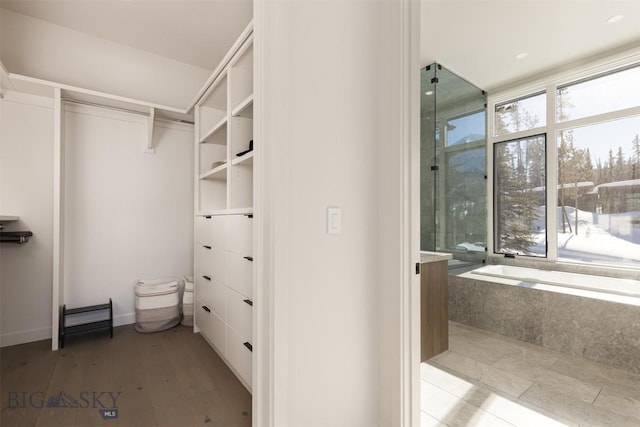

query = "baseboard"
0;312;136;348
114;312;136;327
0;326;51;348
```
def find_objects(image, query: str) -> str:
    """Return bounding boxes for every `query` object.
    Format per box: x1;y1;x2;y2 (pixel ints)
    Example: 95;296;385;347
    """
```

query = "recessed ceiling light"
515;52;528;60
607;15;624;24
425;91;434;96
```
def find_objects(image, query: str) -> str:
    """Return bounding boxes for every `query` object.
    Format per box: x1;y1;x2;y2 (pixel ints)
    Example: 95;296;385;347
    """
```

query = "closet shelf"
199;117;228;144
0;231;33;244
232;152;254;166
200;164;228;180
197;207;254;217
232;95;253;118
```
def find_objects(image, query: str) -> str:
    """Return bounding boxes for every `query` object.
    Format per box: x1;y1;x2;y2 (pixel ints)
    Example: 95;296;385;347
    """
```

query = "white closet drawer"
195;274;227;320
226;214;253;256
195;244;211;274
227;327;252;387
211;215;227;245
195;273;214;308
227;289;252;341
227;252;253;298
195;215;226;247
195;244;227;283
195;300;226;354
195;216;213;246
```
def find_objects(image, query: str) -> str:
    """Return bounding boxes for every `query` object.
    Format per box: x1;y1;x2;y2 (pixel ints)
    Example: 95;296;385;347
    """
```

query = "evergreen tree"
633;134;640;180
607;149;615;182
494;99;545;255
495;137;544;254
595;158;603;186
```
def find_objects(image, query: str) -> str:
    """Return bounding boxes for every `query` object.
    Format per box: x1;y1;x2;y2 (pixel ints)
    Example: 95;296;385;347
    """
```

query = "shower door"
420;64;487;266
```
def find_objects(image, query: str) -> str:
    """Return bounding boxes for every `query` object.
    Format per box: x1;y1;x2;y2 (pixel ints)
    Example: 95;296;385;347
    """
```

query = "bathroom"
420;61;640;426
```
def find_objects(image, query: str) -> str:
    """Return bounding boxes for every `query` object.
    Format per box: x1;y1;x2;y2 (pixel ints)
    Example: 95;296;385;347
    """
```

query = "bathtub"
449;264;640;373
471;264;640;298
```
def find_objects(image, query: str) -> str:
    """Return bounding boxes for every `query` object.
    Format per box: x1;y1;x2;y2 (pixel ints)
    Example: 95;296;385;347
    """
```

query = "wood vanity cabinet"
421;259;449;361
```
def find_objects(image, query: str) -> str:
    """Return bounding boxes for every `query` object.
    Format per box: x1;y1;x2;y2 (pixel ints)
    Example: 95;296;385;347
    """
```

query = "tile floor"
421;321;640;427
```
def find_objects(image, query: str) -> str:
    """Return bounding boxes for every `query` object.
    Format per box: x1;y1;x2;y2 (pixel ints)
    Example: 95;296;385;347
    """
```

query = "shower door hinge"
431;77;439;84
415;263;421;275
430;165;439;171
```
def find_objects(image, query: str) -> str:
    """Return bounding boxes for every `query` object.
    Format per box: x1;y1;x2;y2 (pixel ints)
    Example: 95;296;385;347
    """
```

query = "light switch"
327;207;341;235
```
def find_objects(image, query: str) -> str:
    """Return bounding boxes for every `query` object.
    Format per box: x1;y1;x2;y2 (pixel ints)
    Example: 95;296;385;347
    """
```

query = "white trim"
1;89;54;108
9;73;185;114
0;313;135;349
486;120;495;255
556;106;640;132
253;0;284;424
51;87;64;351
376;0;419;425
0;327;52;348
488;47;640;103
113;312;136;327
546;84;558;262
408;1;421;425
487;50;640;269
187;20;254;111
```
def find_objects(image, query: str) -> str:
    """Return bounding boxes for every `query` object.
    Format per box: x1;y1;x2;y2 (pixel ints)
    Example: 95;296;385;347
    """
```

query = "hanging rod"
61;98;194;125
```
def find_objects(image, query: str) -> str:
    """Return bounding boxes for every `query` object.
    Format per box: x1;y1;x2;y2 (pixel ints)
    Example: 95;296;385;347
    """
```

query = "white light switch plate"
327;207;341;235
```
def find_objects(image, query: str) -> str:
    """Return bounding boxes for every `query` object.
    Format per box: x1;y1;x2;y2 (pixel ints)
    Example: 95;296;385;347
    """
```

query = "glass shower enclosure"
420;63;487;267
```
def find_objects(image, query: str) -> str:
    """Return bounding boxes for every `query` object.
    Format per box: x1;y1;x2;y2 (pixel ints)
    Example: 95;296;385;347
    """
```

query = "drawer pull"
202;275;211;281
243;342;253;352
203;245;212;250
202;305;211;313
243;299;253;306
244;214;253;218
243;256;253;262
204;215;212;219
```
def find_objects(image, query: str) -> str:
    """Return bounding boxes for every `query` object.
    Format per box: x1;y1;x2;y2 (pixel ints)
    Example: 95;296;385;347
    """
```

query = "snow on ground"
533;206;640;264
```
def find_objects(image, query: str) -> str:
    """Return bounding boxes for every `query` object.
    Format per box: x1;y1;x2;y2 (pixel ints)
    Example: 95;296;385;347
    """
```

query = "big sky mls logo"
5;390;121;419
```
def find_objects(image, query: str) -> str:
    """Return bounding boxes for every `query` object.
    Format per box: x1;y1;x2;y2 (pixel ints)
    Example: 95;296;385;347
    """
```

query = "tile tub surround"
448;272;640;374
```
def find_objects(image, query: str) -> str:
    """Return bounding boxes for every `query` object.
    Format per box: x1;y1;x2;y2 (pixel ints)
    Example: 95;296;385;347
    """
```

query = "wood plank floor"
1;325;251;427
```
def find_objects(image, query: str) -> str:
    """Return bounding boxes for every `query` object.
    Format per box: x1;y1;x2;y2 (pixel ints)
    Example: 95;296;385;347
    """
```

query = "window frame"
493;133;548;258
487;48;640;272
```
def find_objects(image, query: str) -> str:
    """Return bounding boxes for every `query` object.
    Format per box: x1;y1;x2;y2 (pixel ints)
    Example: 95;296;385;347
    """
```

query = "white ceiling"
0;0;253;71
1;0;639;97
421;0;640;91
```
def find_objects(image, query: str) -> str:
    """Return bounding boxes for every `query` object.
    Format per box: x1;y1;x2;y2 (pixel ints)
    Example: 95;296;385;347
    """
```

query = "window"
494;92;546;136
446;110;485;146
557;66;640;122
494;135;546;256
557;115;640;265
490;61;640;269
444;110;487;255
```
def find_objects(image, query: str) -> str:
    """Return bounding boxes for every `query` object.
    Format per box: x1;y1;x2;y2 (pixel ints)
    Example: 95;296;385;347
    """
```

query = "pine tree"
607;149;615;182
615;146;625;181
495;137;544;254
632;134;640;180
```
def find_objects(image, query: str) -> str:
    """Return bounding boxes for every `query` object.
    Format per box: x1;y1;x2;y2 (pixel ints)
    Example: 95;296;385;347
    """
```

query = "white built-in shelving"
193;21;255;392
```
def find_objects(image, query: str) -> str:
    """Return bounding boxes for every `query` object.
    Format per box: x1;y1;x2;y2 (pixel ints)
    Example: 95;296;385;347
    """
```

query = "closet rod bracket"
144;107;156;154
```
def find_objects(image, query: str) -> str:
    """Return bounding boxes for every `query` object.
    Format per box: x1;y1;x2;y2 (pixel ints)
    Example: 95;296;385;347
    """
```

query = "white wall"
0;9;211;109
256;1;381;426
63;103;193;325
0;91;54;346
255;0;418;425
0;95;193;346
